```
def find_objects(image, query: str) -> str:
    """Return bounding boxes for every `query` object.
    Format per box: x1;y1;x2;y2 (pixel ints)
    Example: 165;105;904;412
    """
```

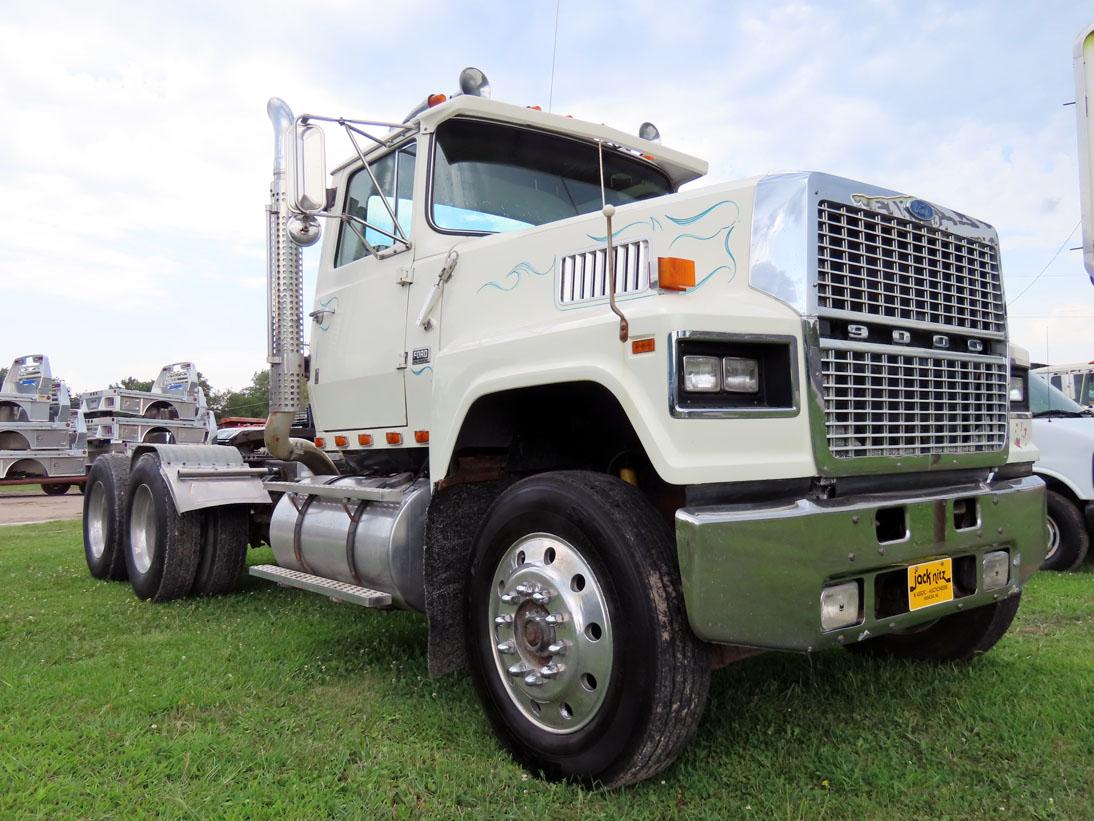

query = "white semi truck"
81;70;1046;787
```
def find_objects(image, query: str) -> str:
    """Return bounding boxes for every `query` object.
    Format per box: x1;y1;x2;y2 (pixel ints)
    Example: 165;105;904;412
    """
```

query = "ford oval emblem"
908;199;935;221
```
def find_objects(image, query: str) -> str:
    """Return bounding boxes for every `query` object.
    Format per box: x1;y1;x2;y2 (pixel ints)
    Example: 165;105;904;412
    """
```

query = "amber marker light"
357;433;373;446
631;338;656;355
334;435;349;447
386;432;403;445
427;93;447;107
414;430;430;444
657;257;696;291
314;437;326;448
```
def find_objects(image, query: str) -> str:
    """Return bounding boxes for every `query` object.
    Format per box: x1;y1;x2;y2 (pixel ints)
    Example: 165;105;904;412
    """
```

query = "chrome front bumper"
675;475;1045;652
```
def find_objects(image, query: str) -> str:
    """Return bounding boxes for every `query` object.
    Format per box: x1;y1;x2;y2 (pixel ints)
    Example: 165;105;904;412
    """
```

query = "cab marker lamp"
357;433;373;446
427;93;447;108
657;257;696;291
334;435;349;447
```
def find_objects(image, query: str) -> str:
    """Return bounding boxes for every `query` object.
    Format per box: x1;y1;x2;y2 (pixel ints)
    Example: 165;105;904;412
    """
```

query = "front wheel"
42;483;70;496
848;595;1022;662
466;471;709;788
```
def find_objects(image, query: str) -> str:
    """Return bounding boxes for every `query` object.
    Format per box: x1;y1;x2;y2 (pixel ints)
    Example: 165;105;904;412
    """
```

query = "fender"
129;443;271;514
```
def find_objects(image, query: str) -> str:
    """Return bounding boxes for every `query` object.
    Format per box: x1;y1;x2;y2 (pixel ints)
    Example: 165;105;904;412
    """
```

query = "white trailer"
82;361;217;463
81;69;1046;786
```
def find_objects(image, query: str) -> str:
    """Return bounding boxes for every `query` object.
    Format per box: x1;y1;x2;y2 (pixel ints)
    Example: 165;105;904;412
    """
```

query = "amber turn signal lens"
334;435;349;447
386;432;403;445
631;338;656;355
357;434;373;446
414;430;430;444
314;437;326;448
657;257;696;291
427;93;447;107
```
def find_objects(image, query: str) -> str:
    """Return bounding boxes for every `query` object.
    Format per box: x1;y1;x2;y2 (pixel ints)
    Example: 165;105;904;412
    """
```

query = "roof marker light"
427;93;447;108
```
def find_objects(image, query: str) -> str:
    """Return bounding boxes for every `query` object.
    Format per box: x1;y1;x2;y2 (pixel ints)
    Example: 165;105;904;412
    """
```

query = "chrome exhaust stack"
264;97;336;476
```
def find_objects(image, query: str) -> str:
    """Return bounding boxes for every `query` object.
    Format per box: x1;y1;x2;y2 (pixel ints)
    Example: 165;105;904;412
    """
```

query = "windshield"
431;118;674;234
1029;372;1087;415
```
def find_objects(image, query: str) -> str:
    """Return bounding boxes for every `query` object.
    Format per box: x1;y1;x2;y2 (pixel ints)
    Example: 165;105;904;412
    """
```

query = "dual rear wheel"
82;452;248;600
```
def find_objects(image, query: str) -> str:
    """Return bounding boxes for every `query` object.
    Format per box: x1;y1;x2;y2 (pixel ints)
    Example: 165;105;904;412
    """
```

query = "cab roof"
334;95;709;189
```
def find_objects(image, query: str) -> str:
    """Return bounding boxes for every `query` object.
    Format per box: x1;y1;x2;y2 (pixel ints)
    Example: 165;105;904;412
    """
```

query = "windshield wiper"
1033;410;1088;418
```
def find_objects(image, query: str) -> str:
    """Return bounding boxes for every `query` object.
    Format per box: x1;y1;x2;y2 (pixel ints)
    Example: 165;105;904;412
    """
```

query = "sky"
1;0;1092;392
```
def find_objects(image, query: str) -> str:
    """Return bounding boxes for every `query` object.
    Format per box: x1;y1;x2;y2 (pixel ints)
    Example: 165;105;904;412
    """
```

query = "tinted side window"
335;142;416;267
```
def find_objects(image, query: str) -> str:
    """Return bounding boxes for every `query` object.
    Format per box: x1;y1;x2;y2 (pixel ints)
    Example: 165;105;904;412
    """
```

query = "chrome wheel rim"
129;484;156;575
87;481;108;560
1045;516;1060;561
488;532;613;734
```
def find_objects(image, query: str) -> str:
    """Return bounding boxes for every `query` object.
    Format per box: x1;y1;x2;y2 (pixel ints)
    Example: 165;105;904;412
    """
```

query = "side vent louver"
559;240;652;305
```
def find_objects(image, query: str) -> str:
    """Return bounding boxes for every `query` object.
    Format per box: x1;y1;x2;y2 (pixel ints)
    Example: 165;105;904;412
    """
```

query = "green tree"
211;369;272;419
112;376;155;392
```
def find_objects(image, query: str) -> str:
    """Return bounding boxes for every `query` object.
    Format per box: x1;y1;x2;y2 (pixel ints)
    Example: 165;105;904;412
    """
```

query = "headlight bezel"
669;331;800;419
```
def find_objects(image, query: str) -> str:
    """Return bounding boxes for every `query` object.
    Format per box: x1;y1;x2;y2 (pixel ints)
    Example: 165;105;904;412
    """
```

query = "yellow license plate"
907;558;954;611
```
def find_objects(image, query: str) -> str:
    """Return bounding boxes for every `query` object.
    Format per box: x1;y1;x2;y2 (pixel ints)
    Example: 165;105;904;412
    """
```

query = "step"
249;564;392;607
263;481;404;504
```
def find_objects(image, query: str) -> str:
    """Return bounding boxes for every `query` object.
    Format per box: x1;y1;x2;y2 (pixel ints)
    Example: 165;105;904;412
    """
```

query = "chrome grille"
817;201;1004;334
821;347;1008;459
559;240;650;305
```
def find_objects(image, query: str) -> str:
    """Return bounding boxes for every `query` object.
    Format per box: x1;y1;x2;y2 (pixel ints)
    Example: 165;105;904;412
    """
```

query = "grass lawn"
1;521;1091;818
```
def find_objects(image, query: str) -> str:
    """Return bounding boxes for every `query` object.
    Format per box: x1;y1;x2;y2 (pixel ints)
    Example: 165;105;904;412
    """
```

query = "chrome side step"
249;564;392;608
263;480;404;504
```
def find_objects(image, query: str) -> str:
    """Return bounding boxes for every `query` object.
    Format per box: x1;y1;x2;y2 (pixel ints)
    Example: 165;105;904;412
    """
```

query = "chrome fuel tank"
268;475;429;611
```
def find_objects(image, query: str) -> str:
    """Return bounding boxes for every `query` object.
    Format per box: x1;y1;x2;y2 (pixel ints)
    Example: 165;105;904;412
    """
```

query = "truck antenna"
548;0;560;113
598;140;629;342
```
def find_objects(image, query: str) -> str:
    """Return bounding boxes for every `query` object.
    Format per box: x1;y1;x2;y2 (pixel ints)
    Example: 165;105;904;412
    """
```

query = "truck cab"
81;72;1048;788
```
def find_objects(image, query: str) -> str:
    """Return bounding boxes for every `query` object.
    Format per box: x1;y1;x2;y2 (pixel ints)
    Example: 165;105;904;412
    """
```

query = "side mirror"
286;122;327;214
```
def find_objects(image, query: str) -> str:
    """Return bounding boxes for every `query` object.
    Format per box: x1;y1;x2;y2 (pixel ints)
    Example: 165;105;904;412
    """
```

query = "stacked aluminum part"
0;355;86;481
82;361;217;462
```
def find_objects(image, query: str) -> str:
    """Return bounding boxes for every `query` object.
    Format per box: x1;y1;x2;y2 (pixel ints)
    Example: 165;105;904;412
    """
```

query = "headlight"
1009;376;1025;403
723;357;760;393
671;332;799;418
682;356;722;392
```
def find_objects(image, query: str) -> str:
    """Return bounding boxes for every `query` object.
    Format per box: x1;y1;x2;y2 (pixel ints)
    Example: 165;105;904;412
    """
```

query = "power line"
1006;220;1081;305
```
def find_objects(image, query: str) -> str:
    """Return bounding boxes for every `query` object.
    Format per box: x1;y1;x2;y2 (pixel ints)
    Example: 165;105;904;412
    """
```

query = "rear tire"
82;454;129;581
191;506;249;596
1041;490;1089;571
466;471;710;788
848;595;1021;662
42;483;70;496
124;453;202;602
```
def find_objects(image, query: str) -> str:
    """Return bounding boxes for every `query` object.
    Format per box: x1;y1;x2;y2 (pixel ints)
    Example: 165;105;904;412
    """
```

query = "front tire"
82;454;129;581
1041;490;1089;571
42;483;70;496
466;471;709;788
124;453;202;602
848;595;1022;662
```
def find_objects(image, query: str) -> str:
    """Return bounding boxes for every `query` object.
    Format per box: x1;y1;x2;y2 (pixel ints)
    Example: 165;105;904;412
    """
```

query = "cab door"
309;141;417;432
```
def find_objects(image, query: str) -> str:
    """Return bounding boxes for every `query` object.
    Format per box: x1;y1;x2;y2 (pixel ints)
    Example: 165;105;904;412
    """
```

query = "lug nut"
540;664;562;679
495;614;513;625
523;672;544;687
531;590;553;605
500;592;519;604
546;641;567;656
544;614;566;625
507;663;528;677
496;641;516;655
